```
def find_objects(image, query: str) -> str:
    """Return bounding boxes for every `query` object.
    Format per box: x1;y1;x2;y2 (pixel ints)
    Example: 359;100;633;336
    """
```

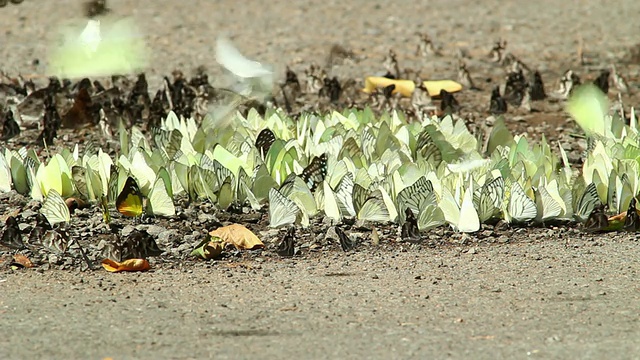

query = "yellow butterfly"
116;176;143;218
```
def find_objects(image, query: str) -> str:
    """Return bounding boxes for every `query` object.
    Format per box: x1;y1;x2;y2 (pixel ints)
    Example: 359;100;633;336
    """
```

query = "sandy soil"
1;0;640;359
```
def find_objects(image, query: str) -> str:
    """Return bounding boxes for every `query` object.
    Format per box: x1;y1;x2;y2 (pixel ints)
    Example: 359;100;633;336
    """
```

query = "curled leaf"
209;224;264;250
101;258;150;272
190;236;225;260
11;254;34;269
362;77;463;97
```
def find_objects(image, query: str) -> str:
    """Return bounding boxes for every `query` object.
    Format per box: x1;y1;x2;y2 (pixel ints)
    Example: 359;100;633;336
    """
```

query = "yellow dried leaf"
101;258;150;272
209;224;265;250
362;77;463;97
362;77;415;97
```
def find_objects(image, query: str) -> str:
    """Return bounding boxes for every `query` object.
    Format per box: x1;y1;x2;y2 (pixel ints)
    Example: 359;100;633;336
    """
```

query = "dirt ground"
1;0;640;359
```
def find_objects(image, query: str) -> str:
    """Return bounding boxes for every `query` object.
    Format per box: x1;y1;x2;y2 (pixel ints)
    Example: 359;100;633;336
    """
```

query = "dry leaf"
11;254;34;269
101;258;150;272
209;224;264;250
608;212;627;222
362;77;462;97
190;236;225;260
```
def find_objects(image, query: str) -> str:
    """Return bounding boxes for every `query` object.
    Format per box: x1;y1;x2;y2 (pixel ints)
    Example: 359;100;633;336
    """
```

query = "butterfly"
1;216;25;250
566;83;609;138
623;198;639;232
41;227;70;254
352;184;390;223
127;229;163;260
48;18;148;79
277;227;296;257
489;86;507;115
116;176;143;218
336;227;356;252
146;175;175;217
505;181;537;223
41;189;71;226
476;176;505;223
268;188;299;228
573;182;600;222
583;203;609;232
28;213;52;245
1;109;20;141
529;71;546;100
401;208;420;241
396;176;436;224
255;128;276;159
301;153;327;192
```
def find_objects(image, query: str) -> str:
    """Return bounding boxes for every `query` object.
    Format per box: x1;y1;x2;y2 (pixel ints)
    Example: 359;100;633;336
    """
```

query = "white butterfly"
439;183;480;233
41;189;70;226
505;182;537;223
474;176;505;223
146;175;175;217
268;188;299;228
216;36;273;78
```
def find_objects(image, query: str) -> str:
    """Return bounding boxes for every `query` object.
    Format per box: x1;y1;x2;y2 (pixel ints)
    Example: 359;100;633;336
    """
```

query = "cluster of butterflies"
3;86;639;237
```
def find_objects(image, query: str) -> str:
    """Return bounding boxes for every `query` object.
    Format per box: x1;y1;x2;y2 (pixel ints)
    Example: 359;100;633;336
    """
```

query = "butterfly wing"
41;188;71;226
116;176;143;218
268;188;299;228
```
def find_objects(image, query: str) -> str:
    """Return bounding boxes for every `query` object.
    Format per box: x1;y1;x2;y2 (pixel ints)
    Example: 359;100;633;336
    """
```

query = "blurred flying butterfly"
255;128;276;159
301;153;327;192
623;198;639;232
336;226;356;252
401;208;420;241
277;227;296;257
1;216;25;250
116;176;143;218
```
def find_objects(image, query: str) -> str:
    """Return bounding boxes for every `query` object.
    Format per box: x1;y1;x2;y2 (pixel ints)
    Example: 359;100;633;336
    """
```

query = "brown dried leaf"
209;224;264;250
101;258;150;272
11;254;34;269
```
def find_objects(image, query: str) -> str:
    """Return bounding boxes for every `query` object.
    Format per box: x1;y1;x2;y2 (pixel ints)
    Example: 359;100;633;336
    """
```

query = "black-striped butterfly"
301;153;327;192
255;128;276;159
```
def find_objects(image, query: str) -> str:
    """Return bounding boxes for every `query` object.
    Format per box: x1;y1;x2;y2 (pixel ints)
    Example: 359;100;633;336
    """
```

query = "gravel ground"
1;0;640;359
